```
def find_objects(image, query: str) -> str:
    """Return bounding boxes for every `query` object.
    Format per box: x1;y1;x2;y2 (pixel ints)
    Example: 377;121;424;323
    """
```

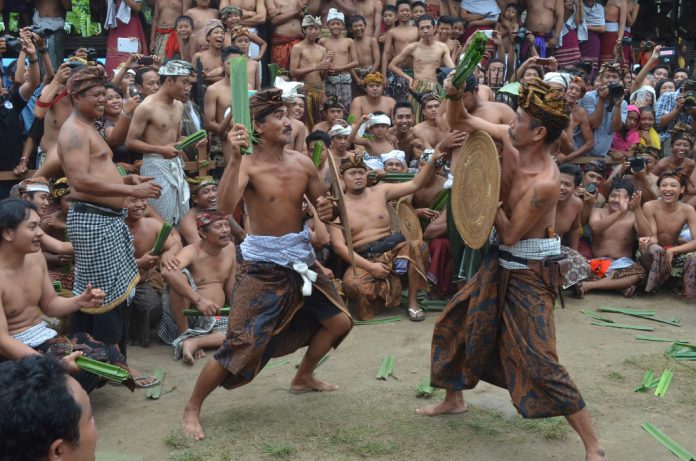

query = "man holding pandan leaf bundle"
182;87;353;441
418;77;606;461
0;199;125;393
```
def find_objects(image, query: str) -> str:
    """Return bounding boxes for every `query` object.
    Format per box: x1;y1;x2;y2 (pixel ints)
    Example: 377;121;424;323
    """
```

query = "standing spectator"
104;0;149;76
599;0;626;66
32;0;70;71
578;0;605;76
556;0;585;69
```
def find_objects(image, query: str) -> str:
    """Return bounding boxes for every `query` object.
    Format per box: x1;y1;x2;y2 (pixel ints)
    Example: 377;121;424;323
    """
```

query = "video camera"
607;83;625;99
683;91;696;111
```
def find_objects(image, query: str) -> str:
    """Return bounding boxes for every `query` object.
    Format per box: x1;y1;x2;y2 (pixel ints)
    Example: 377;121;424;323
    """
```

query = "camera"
514;27;528;45
683;91;696;111
138;55;154;66
607;83;625;99
621;37;632;47
27;26;55;38
585;183;597;194
630;156;645;173
640;40;654;51
0;35;23;53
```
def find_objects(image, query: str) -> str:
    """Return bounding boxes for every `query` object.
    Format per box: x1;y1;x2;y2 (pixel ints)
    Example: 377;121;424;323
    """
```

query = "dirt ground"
92;293;696;461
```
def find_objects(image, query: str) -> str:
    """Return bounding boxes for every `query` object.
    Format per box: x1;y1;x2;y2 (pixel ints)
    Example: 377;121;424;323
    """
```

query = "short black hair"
559;164;583;187
416;14;436;27
0;355;82;461
306;130;331;149
673;67;688;76
412;0;426;8
393;100;413;116
528;115;567;144
0;199;36;236
504;3;519;12
104;82;123;97
175;15;193;26
383;5;396;14
222;45;243;62
134;66;156;86
657;170;687;188
609;178;635;198
653;64;669;74
347;14;366;27
438;15;455;26
396;0;411;10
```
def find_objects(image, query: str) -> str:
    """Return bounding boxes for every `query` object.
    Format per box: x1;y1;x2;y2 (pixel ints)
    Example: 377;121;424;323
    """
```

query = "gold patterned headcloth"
231;26;250;41
186;176;218;196
52;177;70;199
670;122;696;146
599;62;622;76
339;152;367;174
363;72;386;86
518;77;570;132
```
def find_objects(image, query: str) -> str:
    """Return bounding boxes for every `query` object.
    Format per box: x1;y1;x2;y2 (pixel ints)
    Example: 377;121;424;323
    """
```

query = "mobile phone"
138;56;154;65
536;58;553;66
128;85;139;98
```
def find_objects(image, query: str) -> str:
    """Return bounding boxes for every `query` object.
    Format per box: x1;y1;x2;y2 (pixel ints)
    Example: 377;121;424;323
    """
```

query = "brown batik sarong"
214;260;352;390
342;234;430;320
560;246;591;289
430;248;586;418
638;247;696;299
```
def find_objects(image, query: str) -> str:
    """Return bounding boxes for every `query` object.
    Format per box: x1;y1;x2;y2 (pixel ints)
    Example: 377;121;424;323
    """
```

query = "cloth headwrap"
670;122;696;146
204;19;224;37
302;15;322;28
599;62;622;77
327;8;344;23
19;177;50;194
518;77;570;132
322;95;344;111
329;124;351;137
543;72;571;90
421;92;440;104
186;176;218;196
631;143;661;159
340;152;367;174
250;87;285;121
630;85;655;107
366;113;392;128
231;25;250;41
196;209;227;230
380;150;406;165
66;66;106;94
220;6;242;19
583;160;606;174
681;79;696;93
52;177;70;199
362;72;386;86
274;77;304;102
158;59;193;76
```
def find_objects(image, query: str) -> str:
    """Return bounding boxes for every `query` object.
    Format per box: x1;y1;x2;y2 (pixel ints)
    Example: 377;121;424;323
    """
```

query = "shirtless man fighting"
127;60;193;225
181;88;352;440
418;77;606;461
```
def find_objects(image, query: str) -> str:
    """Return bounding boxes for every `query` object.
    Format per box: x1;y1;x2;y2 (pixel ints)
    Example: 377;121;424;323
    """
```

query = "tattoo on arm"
530;189;549;208
66;132;82;151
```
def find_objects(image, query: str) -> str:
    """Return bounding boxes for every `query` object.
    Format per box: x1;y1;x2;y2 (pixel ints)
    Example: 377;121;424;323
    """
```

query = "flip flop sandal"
408;307;425;322
132;374;160;389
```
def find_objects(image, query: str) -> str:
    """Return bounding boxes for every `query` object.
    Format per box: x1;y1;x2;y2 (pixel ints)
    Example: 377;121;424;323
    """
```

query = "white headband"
329;124;351;137
363;154;384;171
366;113;392;128
543;72;571;90
380;150;406;165
25;184;50;193
327;8;344;23
274;77;304;102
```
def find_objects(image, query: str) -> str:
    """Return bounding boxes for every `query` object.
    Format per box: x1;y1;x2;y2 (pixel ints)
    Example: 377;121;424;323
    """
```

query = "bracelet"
28;58;38;64
120;110;132;119
38;48;47;54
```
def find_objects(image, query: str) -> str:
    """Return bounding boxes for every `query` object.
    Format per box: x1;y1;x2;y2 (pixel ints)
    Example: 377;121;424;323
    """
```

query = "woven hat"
451;131;500;249
397;199;423;241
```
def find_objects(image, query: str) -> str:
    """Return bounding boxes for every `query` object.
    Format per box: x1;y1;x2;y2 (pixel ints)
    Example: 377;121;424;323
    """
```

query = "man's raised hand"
226;123;250;157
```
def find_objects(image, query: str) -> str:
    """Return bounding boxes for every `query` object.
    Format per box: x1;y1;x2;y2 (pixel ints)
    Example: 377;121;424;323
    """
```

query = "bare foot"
586;448;606;461
416;399;468;417
290;375;339;393
181;340;196;366
182;406;205;440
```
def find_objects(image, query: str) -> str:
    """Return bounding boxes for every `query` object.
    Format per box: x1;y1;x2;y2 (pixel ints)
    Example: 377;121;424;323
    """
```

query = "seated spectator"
652;124;696;179
0;199;125;393
159;210;235;364
640;171;696;299
611;104;640;157
0;355;98;461
578;180;648;298
637;106;660;149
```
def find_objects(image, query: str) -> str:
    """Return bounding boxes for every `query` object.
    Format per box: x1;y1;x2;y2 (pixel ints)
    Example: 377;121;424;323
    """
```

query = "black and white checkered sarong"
67;202;139;312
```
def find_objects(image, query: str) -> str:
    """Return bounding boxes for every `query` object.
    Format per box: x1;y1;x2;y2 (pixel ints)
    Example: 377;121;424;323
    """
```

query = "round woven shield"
397;199;423;241
451;130;500;249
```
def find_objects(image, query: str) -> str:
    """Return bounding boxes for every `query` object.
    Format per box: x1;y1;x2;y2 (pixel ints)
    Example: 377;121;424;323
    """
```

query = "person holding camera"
656;78;696;145
580;62;628;157
604;144;660;202
0;30;41;199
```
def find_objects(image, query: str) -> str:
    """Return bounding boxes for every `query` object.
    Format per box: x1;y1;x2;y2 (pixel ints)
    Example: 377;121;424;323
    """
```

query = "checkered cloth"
240;224;316;267
157;268;228;359
140;154;190;224
13;321;58;347
67;202;139;312
497;235;561;270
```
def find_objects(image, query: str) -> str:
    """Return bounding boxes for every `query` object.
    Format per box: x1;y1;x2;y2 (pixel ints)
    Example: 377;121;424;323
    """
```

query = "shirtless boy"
266;0;306;71
313;97;345;134
127;60;193;225
175;15;196;62
348;15;381;91
319;9;359;112
349;72;395;121
381;1;418;100
203;47;234;138
192;20;225;85
184;0;220;53
412;93;448;148
151;0;192;59
349;112;396;159
651;125;696;179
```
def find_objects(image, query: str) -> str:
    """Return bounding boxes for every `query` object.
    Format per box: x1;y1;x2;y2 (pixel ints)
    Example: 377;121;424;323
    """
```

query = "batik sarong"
561;245;591;289
429;247;586;418
386;70;411;102
342;233;429;320
140;154;191;224
214;259;352;389
556;29;582;68
10;322;126;393
270;33;301;71
303;81;325;131
326;72;352;113
600;23;619;65
152;27;179;60
67;201;139;313
638;247;696;299
157;268;229;360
